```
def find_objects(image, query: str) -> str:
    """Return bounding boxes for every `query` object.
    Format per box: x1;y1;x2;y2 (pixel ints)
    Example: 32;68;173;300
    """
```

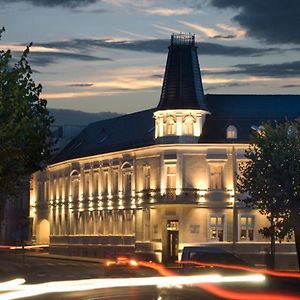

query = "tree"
237;120;300;269
0;27;53;235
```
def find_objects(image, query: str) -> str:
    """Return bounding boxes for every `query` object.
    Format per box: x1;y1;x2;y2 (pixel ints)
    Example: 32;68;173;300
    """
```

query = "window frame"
226;125;237;139
208;214;226;242
165;116;176;136
183;115;195;136
238;214;255;242
208;163;224;191
166;163;177;190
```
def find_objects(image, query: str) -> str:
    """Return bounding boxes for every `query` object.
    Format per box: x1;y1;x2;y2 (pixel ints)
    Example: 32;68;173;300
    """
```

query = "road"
0;251;216;299
0;251;300;300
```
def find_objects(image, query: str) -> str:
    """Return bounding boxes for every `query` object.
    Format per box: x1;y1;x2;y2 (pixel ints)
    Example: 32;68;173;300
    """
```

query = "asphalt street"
0;251;300;300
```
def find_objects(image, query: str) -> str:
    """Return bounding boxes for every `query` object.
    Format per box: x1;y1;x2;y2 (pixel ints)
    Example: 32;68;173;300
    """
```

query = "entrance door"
166;220;179;263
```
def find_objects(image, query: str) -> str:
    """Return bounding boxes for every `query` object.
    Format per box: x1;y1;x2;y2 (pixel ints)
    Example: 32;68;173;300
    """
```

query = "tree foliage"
237;120;300;267
0;27;53;200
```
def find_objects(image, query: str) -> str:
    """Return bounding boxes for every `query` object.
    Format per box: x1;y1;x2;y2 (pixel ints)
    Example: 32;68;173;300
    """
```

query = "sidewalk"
25;251;105;264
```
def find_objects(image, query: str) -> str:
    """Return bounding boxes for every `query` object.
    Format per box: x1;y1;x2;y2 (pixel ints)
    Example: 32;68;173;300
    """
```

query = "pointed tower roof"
157;33;207;111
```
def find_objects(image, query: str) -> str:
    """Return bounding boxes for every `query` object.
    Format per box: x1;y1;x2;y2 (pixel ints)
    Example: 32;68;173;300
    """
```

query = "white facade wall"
31;144;297;268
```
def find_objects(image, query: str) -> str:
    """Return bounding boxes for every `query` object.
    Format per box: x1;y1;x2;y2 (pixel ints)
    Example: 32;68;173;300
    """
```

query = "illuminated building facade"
31;34;299;268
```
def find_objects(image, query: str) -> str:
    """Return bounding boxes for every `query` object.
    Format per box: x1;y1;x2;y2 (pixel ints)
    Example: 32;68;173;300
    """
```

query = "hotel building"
30;34;298;269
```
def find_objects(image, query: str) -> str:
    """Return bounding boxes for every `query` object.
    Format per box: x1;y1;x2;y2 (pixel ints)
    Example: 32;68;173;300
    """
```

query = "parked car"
180;246;251;275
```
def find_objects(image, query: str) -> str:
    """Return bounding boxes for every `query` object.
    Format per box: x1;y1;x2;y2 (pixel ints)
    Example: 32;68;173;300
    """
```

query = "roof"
200;94;300;143
52;109;155;163
52;94;300;164
157;34;206;110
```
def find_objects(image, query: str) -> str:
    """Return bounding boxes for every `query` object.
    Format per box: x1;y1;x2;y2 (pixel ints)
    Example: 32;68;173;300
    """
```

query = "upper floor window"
166;164;176;189
53;179;58;200
183;115;195;135
44;181;49;201
102;170;108;195
122;162;133;196
84;172;90;197
226;125;237;139
240;216;255;241
37;181;43;202
93;171;99;197
70;171;79;200
112;169;119;195
58;177;63;199
143;165;151;190
209;164;223;190
123;173;132;195
165;116;176;135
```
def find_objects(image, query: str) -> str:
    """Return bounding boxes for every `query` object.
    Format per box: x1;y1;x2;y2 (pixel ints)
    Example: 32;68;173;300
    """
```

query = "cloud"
68;83;94;87
43;77;161;99
212;34;236;39
37;38;280;57
205;81;252;91
178;20;246;40
26;51;111;66
2;43;112;66
152;24;182;35
44;65;164;99
205;61;300;78
143;6;195;16
210;0;300;44
281;84;300;88
179;20;221;37
0;0;98;8
216;23;246;39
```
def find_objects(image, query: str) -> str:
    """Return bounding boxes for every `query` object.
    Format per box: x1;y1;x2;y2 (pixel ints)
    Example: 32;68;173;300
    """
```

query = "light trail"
0;279;25;291
0;274;265;299
9;245;49;250
180;260;300;279
1;260;299;300
140;261;300;300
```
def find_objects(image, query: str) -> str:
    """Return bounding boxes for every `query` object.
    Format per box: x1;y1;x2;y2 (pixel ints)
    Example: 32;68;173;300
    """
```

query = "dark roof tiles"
52;94;300;164
157;43;207;110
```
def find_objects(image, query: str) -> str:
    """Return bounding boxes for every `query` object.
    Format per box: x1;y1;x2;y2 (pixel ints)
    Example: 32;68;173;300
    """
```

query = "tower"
154;33;209;143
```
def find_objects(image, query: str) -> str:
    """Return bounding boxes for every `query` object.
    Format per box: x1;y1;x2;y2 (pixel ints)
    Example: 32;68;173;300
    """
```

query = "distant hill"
49;108;122;126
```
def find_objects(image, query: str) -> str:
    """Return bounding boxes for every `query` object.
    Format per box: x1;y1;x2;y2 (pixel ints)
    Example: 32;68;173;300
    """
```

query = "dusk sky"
1;0;300;114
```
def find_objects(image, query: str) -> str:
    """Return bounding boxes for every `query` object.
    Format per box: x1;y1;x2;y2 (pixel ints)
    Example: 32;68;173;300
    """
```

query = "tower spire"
157;33;207;110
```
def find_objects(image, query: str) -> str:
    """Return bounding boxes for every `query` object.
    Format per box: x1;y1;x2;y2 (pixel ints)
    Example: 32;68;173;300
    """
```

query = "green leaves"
0;30;54;199
237;119;300;241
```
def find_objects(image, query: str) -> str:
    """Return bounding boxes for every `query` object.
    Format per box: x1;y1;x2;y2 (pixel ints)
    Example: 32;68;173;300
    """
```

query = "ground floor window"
209;215;225;241
240;215;255;241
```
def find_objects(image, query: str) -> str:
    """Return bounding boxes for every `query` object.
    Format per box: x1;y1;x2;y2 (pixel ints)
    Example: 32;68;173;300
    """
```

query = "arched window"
183;115;195;135
121;162;133;196
226;125;237;139
70;170;80;201
165;116;176;135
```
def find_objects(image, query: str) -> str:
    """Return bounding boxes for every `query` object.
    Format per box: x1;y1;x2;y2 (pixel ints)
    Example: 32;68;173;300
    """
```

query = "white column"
194;113;201;137
159;116;164;137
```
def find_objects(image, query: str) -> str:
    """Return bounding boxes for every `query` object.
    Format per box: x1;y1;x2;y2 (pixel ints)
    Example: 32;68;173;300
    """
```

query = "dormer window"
226;125;237;139
165;116;176;135
183;115;195;135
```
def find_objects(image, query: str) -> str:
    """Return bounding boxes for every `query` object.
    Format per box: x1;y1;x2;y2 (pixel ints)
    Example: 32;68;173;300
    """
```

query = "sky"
1;0;300;114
